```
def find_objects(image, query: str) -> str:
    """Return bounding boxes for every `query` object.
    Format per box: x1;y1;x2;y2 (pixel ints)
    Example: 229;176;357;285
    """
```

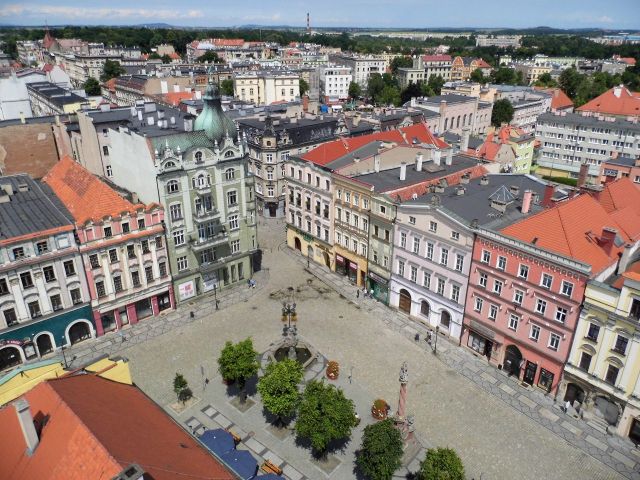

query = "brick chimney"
14;399;39;455
600;227;617;256
577;163;589;188
542;184;555;208
302;94;309;113
522;190;533;214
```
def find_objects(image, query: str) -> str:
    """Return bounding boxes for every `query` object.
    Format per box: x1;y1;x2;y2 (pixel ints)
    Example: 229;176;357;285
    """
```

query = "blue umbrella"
221;449;258;480
200;428;235;457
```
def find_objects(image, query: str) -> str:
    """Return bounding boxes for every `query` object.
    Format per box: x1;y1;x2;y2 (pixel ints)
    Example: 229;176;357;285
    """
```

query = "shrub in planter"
371;398;390;420
326;360;340;380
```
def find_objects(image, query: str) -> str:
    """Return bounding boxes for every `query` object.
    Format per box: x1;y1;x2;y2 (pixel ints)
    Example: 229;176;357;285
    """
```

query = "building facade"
366;194;396;304
319;65;353;100
329;54;386;88
234;71;300;105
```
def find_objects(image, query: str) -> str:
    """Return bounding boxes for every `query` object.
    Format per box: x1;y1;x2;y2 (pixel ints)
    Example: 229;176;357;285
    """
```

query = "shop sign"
203;273;218;292
0;339;23;346
179;280;196;300
470;320;495;339
336;254;345;263
303;233;313;242
349;261;358;270
369;271;389;285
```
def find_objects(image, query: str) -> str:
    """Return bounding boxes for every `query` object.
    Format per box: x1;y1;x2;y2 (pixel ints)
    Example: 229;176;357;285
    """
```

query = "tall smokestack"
307;13;310;34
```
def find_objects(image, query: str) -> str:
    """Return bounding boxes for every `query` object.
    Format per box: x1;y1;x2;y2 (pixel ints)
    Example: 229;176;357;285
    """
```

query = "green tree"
469;68;487;84
534;72;557;87
173;372;193;403
148;52;161;60
559;67;583;99
417;448;465;480
299;77;309;96
83;77;101;96
426;74;445;95
198;50;220;63
348;81;362;99
490;67;519;85
295;380;357;454
367;73;386;101
100;59;125;81
400;82;423;104
161;54;172;64
355;419;403;480
257;358;304;425
378;85;401;106
491;98;514;127
390;56;413;74
217;338;259;401
221;79;234;96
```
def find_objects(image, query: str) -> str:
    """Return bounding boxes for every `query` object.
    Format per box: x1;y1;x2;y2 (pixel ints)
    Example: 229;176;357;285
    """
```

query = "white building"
0;74;33;121
329;54;386;89
319;65;352;100
476;35;522;48
234;71;300;106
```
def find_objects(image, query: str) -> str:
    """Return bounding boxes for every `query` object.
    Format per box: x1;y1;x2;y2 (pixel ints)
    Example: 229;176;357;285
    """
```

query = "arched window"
224;150;234;158
225;168;235;181
164;161;176;168
192;174;210;189
166;180;179;194
456;115;461;128
440;310;451;329
420;301;430;317
444;118;448;130
194;151;203;163
463;114;467;126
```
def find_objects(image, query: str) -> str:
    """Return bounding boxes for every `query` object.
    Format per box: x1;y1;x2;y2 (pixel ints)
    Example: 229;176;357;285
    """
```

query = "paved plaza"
64;218;639;480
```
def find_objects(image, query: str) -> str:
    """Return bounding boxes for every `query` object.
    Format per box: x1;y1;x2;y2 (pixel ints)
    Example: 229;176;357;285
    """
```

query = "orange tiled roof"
0;375;235;480
42;156;142;225
598;177;640;213
475;58;492;69
577;85;640;117
168;52;181;60
213;38;245;47
163;91;195;106
535;87;574;110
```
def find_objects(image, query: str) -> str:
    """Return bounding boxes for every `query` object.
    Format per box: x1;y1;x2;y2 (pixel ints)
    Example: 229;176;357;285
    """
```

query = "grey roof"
84;104;190;137
537;112;640;133
238;116;337;147
605;155;636;167
353;155;480;193
467;136;484;149
0;175;73;241
420;94;476;105
0;114;75;128
26;82;86;107
406;174;549;230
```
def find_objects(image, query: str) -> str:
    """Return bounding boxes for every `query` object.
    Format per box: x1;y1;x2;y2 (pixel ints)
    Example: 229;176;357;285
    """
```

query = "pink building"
44;157;174;336
462;179;640;394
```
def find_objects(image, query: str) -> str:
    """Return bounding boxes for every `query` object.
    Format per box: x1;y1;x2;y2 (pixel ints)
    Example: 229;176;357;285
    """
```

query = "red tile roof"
0;375;235;480
213;38;245;47
598;176;640;213
577;85;640;117
386;164;488;201
163;91;196;106
474;59;492;69
422;54;452;62
43;156;145;225
535;87;574;111
302;122;448;166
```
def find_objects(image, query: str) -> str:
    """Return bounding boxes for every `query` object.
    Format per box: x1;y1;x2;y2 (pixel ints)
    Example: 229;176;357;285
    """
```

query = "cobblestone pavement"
62;218;634;480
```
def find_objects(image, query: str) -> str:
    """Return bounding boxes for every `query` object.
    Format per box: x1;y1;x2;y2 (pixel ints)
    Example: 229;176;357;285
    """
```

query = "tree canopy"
83;77;101;96
198;50;221;63
356;419;404;480
491;98;514;127
469;68;488;84
295;380;357;454
220;79;234;96
390;56;413;74
100;59;125;82
418;448;465;480
299;77;309;96
348;81;362;100
217;338;259;391
257;358;304;424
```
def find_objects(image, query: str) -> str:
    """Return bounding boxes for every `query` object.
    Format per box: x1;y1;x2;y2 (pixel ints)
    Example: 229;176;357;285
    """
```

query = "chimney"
157;109;165;120
19;111;26;124
439;99;447;115
416;152;424;171
400;162;407;181
578;162;589;188
433;149;442;166
480;175;489;185
600;227;617;256
170;116;175;125
613;85;623;98
509;185;520;197
445;148;453;165
617;244;634;275
130;106;136;117
147;116;155;126
522;189;533;214
542;184;555;208
14;399;39;454
374;155;380;173
184;116;193;132
456;185;465;195
137;110;143;122
461;127;470;152
460;173;470;184
302;94;309;112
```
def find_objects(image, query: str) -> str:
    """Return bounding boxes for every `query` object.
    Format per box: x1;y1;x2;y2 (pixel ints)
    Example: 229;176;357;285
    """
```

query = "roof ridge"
553;200;577;258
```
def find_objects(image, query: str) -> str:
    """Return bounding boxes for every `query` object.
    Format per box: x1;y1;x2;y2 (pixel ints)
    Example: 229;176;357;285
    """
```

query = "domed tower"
193;83;237;144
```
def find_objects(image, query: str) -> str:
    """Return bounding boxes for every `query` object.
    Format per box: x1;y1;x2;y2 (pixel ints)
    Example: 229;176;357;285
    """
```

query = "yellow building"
562;259;640;441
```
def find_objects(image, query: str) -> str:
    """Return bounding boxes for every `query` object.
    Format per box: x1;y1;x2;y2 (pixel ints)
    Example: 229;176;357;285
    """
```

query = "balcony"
193;208;221;223
190;229;228;252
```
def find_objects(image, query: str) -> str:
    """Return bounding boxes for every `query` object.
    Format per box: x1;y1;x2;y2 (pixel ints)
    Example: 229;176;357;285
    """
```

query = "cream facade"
234;71;300;105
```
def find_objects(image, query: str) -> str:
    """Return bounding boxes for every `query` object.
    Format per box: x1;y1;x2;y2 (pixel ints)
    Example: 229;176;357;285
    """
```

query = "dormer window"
164;161;176;169
194;151;203;163
224;151;234;158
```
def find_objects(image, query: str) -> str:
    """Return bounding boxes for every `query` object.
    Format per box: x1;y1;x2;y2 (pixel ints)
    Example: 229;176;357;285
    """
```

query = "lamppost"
214;284;219;310
60;335;68;368
281;288;297;330
434;326;439;355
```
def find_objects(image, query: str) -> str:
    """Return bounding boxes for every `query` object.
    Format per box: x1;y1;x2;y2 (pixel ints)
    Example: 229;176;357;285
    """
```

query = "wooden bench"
260;460;283;476
226;429;241;444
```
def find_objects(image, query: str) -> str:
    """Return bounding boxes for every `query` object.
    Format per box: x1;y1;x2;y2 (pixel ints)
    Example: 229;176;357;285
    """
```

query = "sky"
1;0;639;29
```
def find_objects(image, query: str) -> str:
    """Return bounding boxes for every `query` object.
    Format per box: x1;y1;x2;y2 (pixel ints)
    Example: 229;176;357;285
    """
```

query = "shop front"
465;319;497;361
367;270;390;304
335;253;359;284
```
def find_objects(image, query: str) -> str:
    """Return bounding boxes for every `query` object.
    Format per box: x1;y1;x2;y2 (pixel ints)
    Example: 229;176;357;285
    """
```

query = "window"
518;264;529;279
530;324;540;341
421;301;430;316
0;278;7;296
513;289;523;305
113;276;123;293
451;231;460;241
541;273;553;289
397;260;405;276
43;266;56;283
109;249;118;263
50;294;63;311
440;248;448;266
455;254;464;272
426;242;434;260
20;272;33;289
579;352;592;371
122;222;130;233
481;250;490;263
159;262;167;277
586;323;600;341
409;216;416;225
555;307;567;323
400;232;407;249
225;168;236;181
105;165;113;177
614;335;629;355
345;192;351;202
145;266;154;283
379;205;386;214
429;221;437;232
605;364;619;385
155;236;163;249
561;280;574;298
3;308;17;327
548;333;560;351
140;241;149;255
437;278;445;296
28;301;41;318
488;304;498;320
103;226;112;238
70;288;82;305
177;256;188;271
410;266;418;283
12;247;25;260
535;299;547;315
231;240;240;254
173;230;185;246
451;285;460;303
474;297;483;312
508;313;519;330
36;241;49;255
229;214;239;230
478;273;487;288
131;271;141;287
423;272;431;288
102;145;109;156
166;180;179;194
497;256;507;271
227;191;238;206
493;280;503;295
411;237;420;254
95;281;106;297
169;204;182;221
63;260;76;277
138;218;145;229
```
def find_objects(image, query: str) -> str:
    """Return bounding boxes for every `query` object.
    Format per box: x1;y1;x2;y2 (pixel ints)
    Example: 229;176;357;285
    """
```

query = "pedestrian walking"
356;289;360;298
215;299;220;310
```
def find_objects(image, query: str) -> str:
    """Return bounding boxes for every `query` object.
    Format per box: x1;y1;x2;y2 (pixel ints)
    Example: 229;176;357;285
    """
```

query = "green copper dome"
193;83;237;144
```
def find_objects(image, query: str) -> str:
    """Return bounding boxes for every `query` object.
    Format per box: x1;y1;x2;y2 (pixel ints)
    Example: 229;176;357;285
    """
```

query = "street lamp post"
434;326;439;355
60;336;68;368
214;284;219;310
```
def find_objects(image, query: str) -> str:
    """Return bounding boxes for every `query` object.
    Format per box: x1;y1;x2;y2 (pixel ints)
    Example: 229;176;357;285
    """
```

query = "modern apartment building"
318;65;353;100
410;94;492;135
329;54;386;88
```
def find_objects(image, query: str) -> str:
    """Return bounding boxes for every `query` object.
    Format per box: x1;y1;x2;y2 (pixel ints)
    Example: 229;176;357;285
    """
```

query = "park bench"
260;460;283;476
226;429;241;444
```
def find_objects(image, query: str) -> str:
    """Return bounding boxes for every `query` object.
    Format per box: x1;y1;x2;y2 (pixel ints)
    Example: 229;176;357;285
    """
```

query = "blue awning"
200;428;235;457
221;449;258;480
257;474;285;479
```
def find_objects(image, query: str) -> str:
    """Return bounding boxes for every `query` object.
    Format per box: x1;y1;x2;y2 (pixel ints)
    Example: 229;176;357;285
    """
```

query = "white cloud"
0;4;203;20
597;15;614;24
